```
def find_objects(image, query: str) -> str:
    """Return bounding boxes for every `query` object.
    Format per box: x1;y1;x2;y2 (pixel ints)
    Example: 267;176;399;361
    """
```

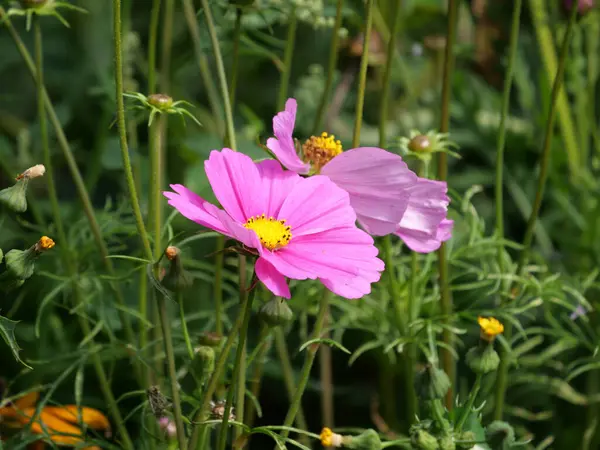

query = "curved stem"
276;8;298;111
216;273;257;450
437;0;458;410
179;291;194;360
34;17;134;450
148;0;161;93
495;0;522;292
199;0;237;150
276;292;329;445
455;374;482;432
312;0;344;134
351;0;374;149
158;296;187;448
494;1;578;421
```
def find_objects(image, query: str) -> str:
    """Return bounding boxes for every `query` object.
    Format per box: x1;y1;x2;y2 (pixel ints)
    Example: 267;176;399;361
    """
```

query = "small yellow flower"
165;246;179;261
320;427;343;447
478;316;504;341
36;236;55;252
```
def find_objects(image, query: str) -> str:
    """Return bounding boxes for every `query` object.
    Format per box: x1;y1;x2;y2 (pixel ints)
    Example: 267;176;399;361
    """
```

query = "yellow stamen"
302;132;343;171
244;214;292;250
477;316;504;341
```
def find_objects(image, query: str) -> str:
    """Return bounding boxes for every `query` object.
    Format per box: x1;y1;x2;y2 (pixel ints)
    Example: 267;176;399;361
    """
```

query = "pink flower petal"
398;177;449;236
321;148;418;236
266;99;311;174
278;175;356;237
212;208;262;250
396;218;453;253
320;276;374;299
255;159;302;218
204;149;265;222
163;184;229;236
255;257;291;299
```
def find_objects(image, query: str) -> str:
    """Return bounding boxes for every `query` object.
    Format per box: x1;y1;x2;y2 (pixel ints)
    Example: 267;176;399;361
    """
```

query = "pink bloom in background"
158;417;176;438
164;149;384;299
266;98;453;252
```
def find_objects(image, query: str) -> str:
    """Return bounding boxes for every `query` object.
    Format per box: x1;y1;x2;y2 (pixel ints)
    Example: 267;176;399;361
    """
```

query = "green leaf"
299;338;350;354
0;315;31;369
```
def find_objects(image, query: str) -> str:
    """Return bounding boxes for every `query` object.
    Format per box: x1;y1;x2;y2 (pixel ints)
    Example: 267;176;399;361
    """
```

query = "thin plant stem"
187;298;249;449
200;0;237;150
276;8;298;111
148;0;161;93
495;0;522;296
34;17;134;450
4;10;139;366
149;117;164;261
160;0;174;93
214;236;225;336
528;0;581;178
273;328;309;431
216;273;257;450
437;0;458;410
229;7;243;109
245;325;272;429
276;292;330;444
234;255;248;441
312;0;344;134
319;311;334;429
455;373;482;432
179;291;194;360
158;296;187;448
351;0;374;148
493;1;579;421
377;1;416;425
181;0;223;136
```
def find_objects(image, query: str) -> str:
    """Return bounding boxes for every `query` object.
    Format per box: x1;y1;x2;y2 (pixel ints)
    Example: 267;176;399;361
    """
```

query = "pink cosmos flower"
266;98;453;252
164;149;384;299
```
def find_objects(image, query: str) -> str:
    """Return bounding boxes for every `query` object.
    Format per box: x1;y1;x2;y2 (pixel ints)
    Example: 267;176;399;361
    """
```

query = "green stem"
158;296;187;448
160;0;174;93
495;0;522;295
147;0;161;93
200;0;237;150
494;2;579;421
245;325;272;429
229;7;243;110
187;295;250;449
5;8;139;366
528;0;581;178
455;374;482;432
216;273;257;450
181;0;224;136
276;8;298;111
33;17;134;450
312;0;344;134
277;292;329;444
234;255;248;441
214;236;225;336
179;291;194;360
351;0;374;149
273;328;309;431
319;310;334;429
437;0;458;410
150;117;164;261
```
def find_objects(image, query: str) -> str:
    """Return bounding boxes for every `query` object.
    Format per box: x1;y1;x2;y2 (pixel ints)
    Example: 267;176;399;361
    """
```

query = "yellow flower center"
477;316;504;341
302;132;343;171
37;236;55;251
320;427;334;447
244;214;292;251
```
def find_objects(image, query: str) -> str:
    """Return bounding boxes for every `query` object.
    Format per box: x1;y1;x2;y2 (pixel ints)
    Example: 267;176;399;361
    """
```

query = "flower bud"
320;427;343;448
466;342;500;374
415;365;451;400
0;179;29;213
161;246;193;292
411;429;440;450
455;431;476;449
199;331;223;347
190;345;215;382
1;236;55;285
158;416;177;438
148;93;173;110
438;435;455;450
344;429;382;450
485;421;515;450
258;297;293;327
408;135;432;153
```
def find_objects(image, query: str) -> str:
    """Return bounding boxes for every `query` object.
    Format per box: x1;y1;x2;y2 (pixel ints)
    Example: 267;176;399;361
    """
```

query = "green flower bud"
408;135;432;153
190;345;215;382
344;429;382;450
258;297;293;327
148;93;173;110
438;435;455;450
411;430;440;450
0;237;55;290
161;246;193;292
485;421;515;450
466;342;500;374
0;179;29;213
415;365;451;400
455;431;476;449
199;331;223;347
